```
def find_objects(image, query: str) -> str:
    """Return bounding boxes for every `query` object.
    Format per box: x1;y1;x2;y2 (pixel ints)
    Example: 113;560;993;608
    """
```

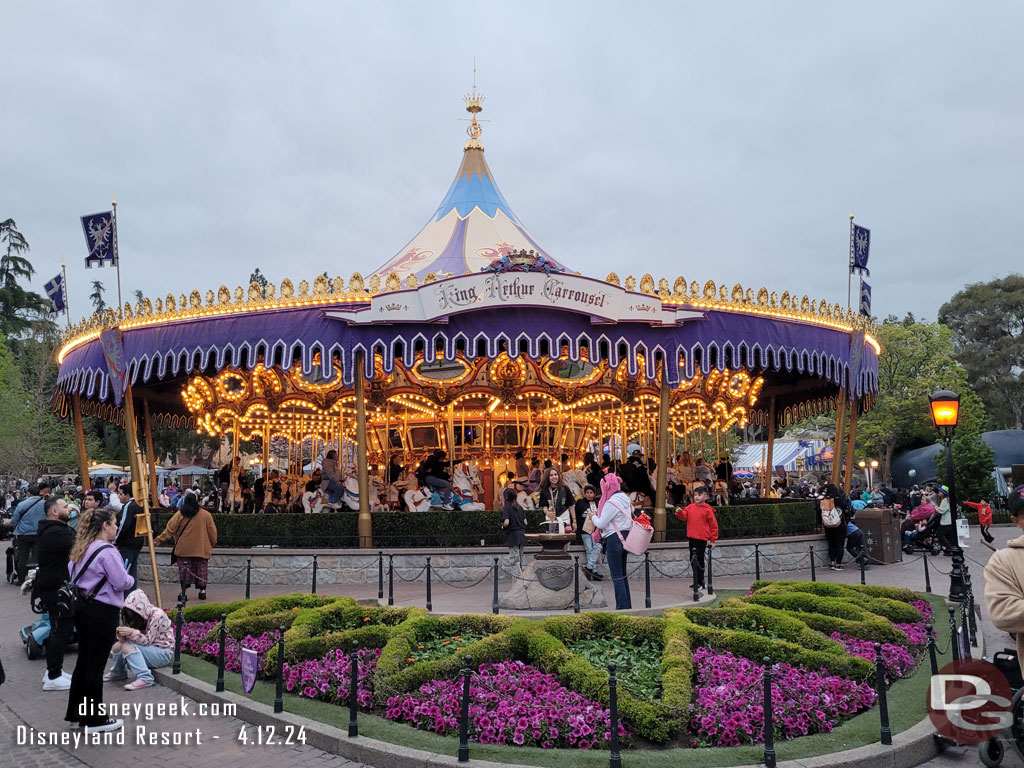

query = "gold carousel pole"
354;351;372;547
831;390;847;487
71;392;91;491
142;399;159;506
653;369;671;543
763;398;776;497
123;381;162;608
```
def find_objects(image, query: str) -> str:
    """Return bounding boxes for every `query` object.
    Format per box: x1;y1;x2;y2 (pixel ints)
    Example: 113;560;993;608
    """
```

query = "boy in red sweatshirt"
964;499;995;543
675;485;719;594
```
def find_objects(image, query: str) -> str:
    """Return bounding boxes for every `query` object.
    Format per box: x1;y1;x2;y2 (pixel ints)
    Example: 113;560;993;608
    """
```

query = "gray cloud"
3;1;1021;325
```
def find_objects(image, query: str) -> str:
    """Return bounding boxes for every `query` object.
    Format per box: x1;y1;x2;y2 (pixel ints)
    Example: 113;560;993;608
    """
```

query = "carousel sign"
325;271;703;326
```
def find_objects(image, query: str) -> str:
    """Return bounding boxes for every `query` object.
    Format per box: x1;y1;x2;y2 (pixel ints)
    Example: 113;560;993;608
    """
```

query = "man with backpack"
35;496;75;690
11;483;50;585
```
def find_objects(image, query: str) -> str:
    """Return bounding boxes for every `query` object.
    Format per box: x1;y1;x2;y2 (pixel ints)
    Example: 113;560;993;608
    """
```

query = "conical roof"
371;94;568;283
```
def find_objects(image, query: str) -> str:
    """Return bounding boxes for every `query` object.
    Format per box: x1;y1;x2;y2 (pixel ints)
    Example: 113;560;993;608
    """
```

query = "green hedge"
661;612;694;717
665;501;816;540
751;583;923;624
156;502;815;549
224;594;343;638
743;592;908;645
685;600;842;654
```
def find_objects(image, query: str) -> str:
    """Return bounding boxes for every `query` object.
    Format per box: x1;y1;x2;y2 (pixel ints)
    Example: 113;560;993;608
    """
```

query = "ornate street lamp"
929;389;965;602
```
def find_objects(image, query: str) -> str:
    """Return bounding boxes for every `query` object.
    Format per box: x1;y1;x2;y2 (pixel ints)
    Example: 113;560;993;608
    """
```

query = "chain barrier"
432;568;495;590
927;559;954;576
392;565;429;583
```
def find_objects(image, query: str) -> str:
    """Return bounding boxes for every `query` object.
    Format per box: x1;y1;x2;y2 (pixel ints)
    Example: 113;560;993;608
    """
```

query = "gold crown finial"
463;58;486;150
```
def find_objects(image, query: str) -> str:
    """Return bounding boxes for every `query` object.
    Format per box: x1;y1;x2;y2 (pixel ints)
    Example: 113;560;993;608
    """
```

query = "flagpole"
112;194;123;319
61;258;71;329
847;207;856;313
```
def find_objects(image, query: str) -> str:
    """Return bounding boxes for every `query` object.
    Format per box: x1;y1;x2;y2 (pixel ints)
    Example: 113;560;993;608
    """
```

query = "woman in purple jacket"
64;507;134;732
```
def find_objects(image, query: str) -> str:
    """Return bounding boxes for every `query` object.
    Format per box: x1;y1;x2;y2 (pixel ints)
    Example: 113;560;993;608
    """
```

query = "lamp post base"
948;548;967;603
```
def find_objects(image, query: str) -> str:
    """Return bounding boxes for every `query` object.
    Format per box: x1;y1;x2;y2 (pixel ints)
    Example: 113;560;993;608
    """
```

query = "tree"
248;268;268;299
857;315;988;486
938;275;1024;430
90;280;106;313
0;218;49;338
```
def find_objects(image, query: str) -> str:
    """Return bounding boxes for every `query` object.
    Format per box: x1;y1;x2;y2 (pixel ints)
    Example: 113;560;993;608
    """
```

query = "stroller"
18;572;77;660
974;649;1024;766
902;512;943;556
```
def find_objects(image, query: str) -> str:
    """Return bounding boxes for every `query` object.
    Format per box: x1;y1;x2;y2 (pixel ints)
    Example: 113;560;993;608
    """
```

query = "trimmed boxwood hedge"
154;500;816;550
179;578;929;745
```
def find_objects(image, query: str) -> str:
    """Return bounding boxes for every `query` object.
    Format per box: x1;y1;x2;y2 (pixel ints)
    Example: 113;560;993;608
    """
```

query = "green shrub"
665;500;816;540
285;625;393;665
752;583;922;623
541;613;666;646
661;612;694;716
685;601;842;654
178;599;249;623
224;594;343;638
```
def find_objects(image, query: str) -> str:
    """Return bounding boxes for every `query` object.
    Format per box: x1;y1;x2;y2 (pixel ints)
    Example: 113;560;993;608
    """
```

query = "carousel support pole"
71;392;91;491
143;399;159;506
263;424;270;476
831;391;847;487
354;351;372;548
123;382;162;608
620;405;627;463
762;399;776;498
843;399;859;497
653;371;671;544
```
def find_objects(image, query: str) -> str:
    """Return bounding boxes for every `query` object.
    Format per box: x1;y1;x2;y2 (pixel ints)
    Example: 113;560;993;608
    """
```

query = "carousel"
53;85;880;547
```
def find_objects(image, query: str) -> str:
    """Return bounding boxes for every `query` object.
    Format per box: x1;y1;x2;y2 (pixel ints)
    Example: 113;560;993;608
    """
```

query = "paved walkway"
0;527;1013;767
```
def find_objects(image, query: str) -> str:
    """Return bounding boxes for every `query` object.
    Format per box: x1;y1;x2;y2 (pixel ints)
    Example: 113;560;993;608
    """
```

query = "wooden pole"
71;392;91;491
354;351;372;547
763;398;776;497
843;399;859;496
831;391;846;486
653;372;671;543
123;382;161;607
142;399;159;506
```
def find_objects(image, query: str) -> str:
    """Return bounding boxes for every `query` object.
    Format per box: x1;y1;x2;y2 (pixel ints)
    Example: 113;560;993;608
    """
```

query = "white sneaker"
43;675;71;691
441;504;454;511
42;670;72;682
85;718;123;733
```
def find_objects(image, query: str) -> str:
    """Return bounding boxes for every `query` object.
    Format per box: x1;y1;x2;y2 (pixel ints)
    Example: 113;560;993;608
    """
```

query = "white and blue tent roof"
372;97;568;283
732;440;826;471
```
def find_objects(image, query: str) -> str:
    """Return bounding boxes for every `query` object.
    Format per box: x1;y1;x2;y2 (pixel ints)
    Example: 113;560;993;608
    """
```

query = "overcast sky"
3;1;1021;327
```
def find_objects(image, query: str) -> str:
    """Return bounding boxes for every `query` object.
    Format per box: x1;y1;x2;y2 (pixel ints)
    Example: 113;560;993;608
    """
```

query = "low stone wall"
136;534;836;587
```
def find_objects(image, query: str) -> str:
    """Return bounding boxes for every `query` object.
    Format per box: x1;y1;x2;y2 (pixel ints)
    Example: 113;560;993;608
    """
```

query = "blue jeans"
424;476;452;505
322;477;343;504
604;533;631;610
582;534;601;572
119;547;140;581
110;644;173;683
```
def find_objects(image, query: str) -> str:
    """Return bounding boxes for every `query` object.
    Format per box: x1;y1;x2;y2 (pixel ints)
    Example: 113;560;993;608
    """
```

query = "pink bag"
591;529;602;543
611;520;652;556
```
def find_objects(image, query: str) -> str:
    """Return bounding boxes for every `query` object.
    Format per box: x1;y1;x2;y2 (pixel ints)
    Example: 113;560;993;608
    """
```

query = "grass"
178;590;951;767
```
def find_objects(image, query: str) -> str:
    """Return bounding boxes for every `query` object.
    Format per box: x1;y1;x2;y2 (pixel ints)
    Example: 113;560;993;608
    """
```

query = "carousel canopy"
52;86;880;461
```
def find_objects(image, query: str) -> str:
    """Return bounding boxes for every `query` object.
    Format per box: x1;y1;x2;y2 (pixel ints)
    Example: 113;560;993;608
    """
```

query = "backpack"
820;498;843;528
53;544;114;620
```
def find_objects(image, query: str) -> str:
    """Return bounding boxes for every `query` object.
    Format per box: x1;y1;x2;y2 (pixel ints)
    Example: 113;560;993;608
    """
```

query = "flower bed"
179;580;936;753
384;660;629;750
689;648;876;747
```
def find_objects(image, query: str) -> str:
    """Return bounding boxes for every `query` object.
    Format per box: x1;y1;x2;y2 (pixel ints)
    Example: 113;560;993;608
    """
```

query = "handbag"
583;515;596;534
608;496;653;556
820;498;843;528
54;544;114;620
170;514;194;565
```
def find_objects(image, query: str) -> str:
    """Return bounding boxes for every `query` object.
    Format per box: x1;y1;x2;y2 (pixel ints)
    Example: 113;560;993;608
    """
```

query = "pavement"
0;526;1015;767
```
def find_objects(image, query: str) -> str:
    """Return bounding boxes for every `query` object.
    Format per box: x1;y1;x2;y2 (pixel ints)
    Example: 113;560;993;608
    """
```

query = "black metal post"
942;433;967;602
809;545;816;582
927;623;939;676
923;552;931;593
874;642;892;745
860;551;866;585
763;656;776;768
311;554;318;595
457;655;472;762
608;662;622;768
172;601;183;675
706;545;714;595
274;626;285;713
492;557;499;615
377;551;384;600
245;557;251;600
216;613;227;692
960;605;972;660
755;543;761;581
949;605;960;662
573;556;581;614
967;586;978;647
425;556;432;612
388;554;394;607
348;646;359;737
644;551;652;609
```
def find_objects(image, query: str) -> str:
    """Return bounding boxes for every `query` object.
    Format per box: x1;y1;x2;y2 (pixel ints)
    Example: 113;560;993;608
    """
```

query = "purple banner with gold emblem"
240;647;258;694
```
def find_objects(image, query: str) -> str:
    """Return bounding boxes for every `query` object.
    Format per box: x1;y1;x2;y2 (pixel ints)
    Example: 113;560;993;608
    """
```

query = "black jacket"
574;497;598;543
115;499;146;552
35;519;75;592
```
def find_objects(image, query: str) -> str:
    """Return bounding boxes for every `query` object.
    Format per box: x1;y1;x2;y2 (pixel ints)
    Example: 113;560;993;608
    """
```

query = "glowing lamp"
928;390;960;433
